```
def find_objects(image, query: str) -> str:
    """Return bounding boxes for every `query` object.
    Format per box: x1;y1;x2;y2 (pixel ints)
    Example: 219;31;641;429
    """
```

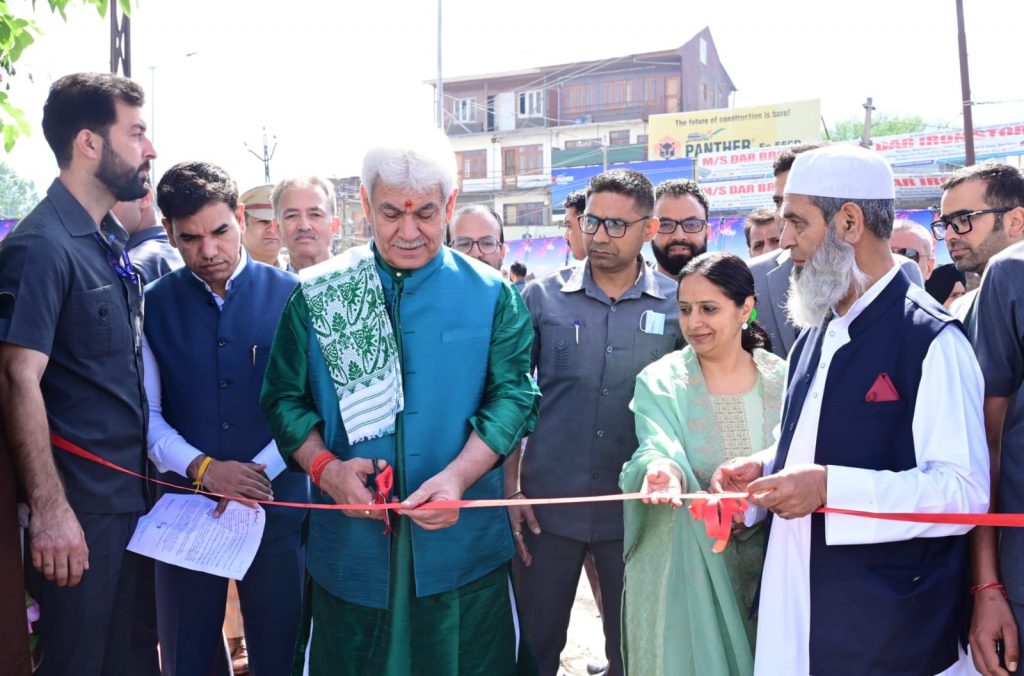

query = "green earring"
749;308;758;323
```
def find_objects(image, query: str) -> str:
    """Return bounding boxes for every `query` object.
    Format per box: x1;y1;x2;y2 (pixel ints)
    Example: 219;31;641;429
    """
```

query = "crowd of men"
3;71;1024;676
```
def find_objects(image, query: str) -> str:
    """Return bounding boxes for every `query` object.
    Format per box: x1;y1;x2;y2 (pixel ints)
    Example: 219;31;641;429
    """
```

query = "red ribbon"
689;496;749;553
51;434;1024;553
51;431;654;510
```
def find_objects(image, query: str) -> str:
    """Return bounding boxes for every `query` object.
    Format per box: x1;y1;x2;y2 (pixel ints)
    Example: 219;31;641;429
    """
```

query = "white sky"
5;0;1024;194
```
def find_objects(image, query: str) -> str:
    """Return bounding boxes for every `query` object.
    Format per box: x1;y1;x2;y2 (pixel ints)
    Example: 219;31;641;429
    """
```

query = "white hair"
892;218;933;256
360;127;456;202
271;176;337;220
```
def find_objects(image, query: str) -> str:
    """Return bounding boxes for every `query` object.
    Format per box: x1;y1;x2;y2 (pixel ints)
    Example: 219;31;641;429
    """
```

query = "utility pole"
109;3;131;76
436;0;444;129
245;128;278;184
955;0;976;165
860;97;875;148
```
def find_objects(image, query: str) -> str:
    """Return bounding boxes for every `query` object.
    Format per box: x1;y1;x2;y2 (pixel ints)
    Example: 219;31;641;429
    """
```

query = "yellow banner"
647;99;821;160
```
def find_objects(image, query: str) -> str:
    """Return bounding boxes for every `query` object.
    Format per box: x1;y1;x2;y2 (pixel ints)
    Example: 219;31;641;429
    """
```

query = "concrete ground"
558;575;606;676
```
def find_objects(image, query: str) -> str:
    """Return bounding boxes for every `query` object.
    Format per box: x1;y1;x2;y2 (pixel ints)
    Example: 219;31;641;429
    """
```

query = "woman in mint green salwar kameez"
620;252;785;676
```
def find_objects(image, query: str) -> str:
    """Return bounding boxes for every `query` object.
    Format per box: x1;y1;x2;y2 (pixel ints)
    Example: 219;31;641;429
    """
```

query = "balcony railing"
559;100;668;125
446;100;670;135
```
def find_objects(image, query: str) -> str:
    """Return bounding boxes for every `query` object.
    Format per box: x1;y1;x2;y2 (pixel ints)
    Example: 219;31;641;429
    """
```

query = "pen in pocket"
574;320;580;344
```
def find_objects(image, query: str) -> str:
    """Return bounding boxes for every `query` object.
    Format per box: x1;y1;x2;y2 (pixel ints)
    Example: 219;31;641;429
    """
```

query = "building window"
518;90;543;118
609;130;630;146
699;37;708;65
562;84;593;113
455;149;487;180
565;138;601;149
503;145;543;176
504;202;546;227
636;77;658;104
604;80;629;107
454;98;476;123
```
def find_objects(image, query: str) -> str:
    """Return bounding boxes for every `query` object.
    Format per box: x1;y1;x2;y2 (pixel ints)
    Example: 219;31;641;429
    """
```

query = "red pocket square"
866;372;901;402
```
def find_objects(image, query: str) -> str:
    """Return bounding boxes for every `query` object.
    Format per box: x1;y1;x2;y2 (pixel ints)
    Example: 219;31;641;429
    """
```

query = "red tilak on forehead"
404;199;413;211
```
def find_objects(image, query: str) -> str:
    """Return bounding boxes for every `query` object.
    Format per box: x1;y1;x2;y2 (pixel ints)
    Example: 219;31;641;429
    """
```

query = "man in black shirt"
0;72;157;676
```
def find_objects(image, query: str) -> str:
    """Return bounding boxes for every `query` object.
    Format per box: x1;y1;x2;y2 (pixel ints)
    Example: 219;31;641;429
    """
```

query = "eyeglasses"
891;247;921;262
451;236;501;255
657;217;707;235
930;208;1011;240
579;214;650;238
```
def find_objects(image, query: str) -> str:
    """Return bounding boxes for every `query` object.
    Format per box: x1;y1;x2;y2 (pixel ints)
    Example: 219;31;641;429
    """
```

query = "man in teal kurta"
260;133;539;676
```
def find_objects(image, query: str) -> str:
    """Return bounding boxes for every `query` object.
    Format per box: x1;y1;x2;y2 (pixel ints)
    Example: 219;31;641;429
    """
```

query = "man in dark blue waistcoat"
143;161;308;675
713;144;990;675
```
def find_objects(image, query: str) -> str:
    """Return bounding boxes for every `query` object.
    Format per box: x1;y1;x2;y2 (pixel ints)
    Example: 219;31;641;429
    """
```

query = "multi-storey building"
432;27;735;239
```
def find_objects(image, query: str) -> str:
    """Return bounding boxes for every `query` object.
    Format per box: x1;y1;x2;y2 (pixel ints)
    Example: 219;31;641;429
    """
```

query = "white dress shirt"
751;263;990;676
143;252;286;481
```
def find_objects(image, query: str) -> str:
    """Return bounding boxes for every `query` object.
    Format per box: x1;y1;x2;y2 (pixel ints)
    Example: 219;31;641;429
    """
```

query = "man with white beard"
712;144;990;675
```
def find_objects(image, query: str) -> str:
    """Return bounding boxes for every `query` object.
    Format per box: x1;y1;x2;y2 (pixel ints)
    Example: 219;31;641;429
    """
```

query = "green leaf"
45;0;70;21
1;0;122;154
3;124;17;153
10;31;35;62
10;106;29;135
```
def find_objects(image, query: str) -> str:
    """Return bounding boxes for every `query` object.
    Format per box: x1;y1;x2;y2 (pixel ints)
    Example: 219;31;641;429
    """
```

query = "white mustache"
393;237;426;250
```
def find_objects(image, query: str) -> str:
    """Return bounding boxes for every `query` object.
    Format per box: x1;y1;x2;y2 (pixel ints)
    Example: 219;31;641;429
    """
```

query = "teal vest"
306;247;514;608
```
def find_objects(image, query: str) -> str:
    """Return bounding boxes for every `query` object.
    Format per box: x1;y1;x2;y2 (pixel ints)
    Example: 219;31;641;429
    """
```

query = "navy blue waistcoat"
773;270;968;676
144;259;309;541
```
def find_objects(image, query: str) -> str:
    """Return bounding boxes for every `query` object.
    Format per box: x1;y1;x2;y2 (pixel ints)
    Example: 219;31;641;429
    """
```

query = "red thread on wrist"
309;451;338;487
970;582;1007;598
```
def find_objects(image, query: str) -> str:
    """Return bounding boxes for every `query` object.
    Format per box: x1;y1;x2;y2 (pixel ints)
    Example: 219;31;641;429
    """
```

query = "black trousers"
26;511;152;676
513;530;625;676
155;530;304;676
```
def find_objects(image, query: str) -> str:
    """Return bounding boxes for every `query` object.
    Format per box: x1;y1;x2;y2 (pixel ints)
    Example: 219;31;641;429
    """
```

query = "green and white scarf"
299;246;403;445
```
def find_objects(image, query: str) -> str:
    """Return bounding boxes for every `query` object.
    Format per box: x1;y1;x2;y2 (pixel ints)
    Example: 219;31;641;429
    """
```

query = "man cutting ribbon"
711;145;990;676
260;129;540;675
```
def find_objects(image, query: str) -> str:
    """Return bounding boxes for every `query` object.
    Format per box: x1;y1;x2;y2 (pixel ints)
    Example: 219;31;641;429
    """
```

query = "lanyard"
91;231;144;357
92;232;141;292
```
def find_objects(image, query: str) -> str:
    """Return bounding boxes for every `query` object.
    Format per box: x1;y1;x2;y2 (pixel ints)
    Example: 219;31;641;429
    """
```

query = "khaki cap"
239;184;274;220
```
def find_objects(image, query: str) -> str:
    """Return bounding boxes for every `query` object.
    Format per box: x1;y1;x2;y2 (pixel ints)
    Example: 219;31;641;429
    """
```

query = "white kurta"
751;264;990;676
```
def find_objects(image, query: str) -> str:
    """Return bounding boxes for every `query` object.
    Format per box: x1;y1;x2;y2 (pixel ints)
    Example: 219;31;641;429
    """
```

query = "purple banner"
506;208;942;281
504;237;572;280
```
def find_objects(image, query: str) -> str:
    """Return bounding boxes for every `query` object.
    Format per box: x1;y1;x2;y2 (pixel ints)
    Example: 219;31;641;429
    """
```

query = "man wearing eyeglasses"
651;178;709;278
511;168;682;676
447;204;507;270
891;219;935;281
933;164;1024;328
936;163;1024;676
